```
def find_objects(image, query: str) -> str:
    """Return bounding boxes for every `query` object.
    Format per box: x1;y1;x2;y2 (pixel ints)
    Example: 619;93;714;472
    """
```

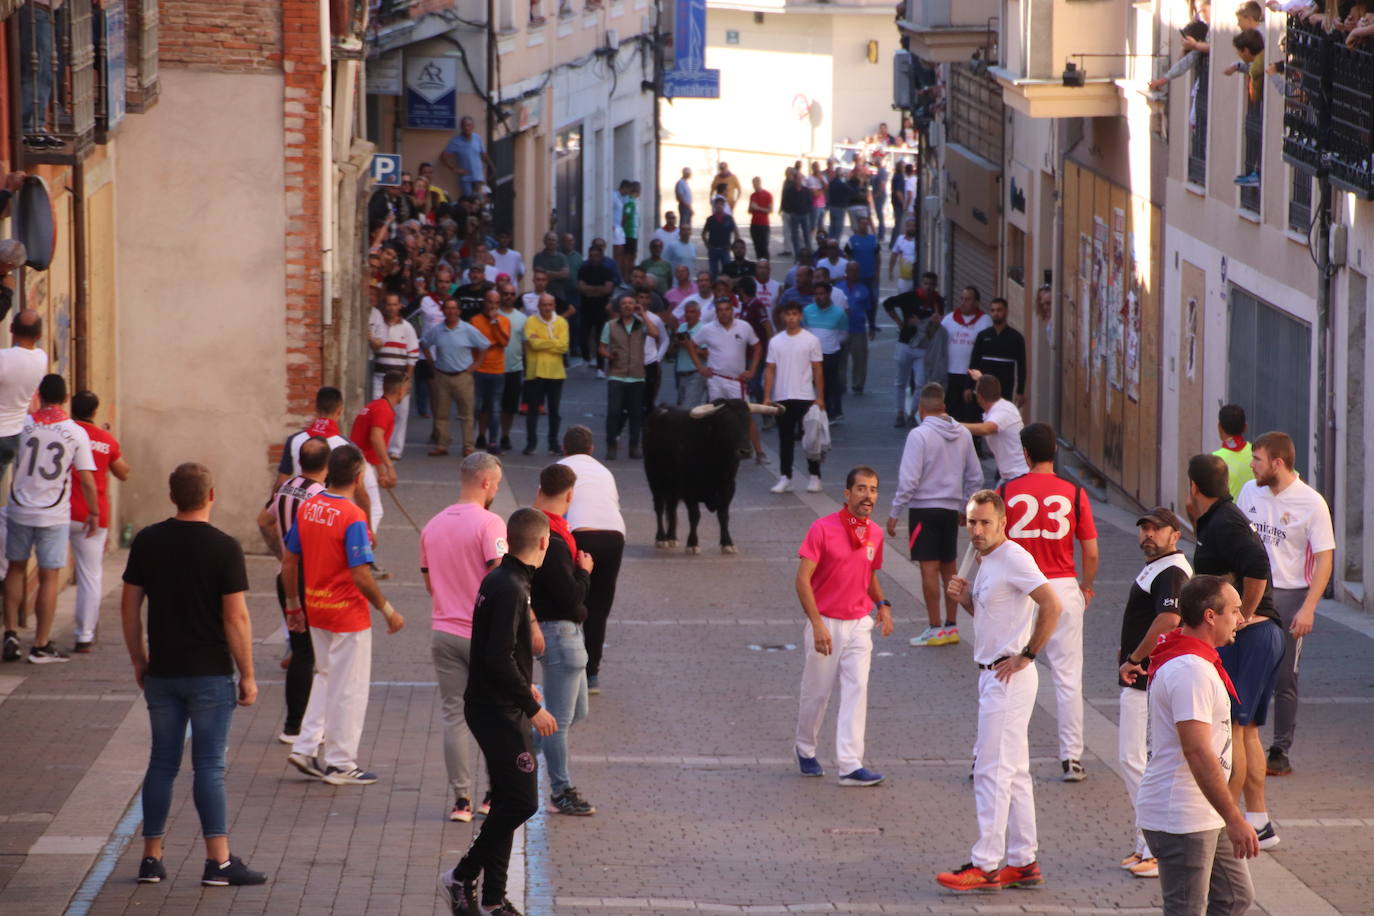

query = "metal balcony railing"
18;0;96;158
1187;63;1209;185
1283;15;1374;200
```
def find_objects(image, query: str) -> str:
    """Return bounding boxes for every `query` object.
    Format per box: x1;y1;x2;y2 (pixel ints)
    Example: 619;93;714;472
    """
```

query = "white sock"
1246;811;1269;829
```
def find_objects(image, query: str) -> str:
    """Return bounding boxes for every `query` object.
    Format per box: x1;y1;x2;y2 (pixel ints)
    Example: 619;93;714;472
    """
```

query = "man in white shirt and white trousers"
937;489;1061;892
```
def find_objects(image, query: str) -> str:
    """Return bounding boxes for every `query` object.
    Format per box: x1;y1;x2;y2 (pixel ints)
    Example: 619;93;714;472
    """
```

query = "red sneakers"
997;861;1044;888
935;863;1004;892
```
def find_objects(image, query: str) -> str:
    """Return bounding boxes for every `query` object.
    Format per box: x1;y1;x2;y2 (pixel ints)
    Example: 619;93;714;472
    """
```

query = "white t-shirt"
984;399;1029;481
557;453;626;534
418;295;446;335
756;278;781;306
1136;654;1233;835
642;309;669;366
0;347;48;437
815;257;849;283
942;310;994;374
672;293;714;323
892;236;917;273
969;539;1049;664
491;248;525;283
1236;477;1336;589
765;329;822;402
694;319;758;378
8;416;97;527
652;227;678;250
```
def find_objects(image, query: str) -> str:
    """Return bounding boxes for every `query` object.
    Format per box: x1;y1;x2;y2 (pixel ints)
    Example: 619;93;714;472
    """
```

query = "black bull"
643;398;782;553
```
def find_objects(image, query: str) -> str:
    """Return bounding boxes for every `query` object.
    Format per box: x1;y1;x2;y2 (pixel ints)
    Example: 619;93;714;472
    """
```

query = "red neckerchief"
543;509;577;558
951;308;985;327
33;406;67;424
1221;436;1247;451
838;506;872;551
307;417;342;438
1148;630;1239;700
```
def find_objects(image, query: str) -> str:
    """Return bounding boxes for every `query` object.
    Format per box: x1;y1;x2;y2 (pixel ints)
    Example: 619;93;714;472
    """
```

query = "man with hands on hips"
937;489;1061;893
793;466;893;788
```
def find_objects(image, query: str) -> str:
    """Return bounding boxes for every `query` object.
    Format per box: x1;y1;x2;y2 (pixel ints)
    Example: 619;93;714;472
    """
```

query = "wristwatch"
877;600;892;609
1019;646;1037;661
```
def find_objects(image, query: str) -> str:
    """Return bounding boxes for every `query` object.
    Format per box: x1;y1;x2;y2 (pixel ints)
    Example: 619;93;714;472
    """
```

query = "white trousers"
67;522;107;643
1041;577;1086;761
372;374;410;459
292;627;373;771
363;462;384;532
1119;686;1152;858
795;615;874;775
972;664;1039;870
706;374;747;402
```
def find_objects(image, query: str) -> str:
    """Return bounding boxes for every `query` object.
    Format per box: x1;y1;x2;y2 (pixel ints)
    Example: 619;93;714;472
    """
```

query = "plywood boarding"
85;182;118;416
1178;260;1207;509
1059;161;1164;504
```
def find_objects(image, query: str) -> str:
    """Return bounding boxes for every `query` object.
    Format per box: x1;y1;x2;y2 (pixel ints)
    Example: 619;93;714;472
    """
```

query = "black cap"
1136;506;1183;530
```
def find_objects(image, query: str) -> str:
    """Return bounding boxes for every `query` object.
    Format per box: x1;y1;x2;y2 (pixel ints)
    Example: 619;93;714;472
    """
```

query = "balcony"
897;0;997;63
987;0;1129;119
1282;16;1374;200
16;0;96;163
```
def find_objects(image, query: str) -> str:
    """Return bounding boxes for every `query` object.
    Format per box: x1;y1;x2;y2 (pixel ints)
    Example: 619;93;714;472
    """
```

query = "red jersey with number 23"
999;472;1097;580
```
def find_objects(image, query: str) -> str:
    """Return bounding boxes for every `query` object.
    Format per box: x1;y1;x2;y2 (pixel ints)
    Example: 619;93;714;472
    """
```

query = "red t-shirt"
70;420;121;527
797;512;883;620
749;190;773;227
1000;472;1097;579
349;398;396;466
284;492;375;632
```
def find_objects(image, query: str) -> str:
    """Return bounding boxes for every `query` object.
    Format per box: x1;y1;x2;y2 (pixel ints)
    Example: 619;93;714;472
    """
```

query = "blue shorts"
1217;617;1284;726
6;516;69;569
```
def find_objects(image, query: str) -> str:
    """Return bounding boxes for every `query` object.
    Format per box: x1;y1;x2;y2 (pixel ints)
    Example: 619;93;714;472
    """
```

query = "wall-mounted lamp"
867;40;879;64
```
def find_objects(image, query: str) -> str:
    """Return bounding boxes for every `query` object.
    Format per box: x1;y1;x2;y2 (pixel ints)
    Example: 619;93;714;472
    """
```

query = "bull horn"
689;403;723;418
748;402;784;415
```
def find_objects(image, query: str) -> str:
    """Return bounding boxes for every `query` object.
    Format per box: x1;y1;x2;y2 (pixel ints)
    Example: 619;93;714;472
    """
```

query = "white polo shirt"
693;319;758;379
1235;477;1335;590
969;538;1048;665
983;398;1029;481
557;453;626;535
1136;654;1233;835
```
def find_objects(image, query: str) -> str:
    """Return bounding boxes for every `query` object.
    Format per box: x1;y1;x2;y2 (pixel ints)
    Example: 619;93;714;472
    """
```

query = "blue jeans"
475;371;505;442
534;621;589;795
783;213;808;257
142;675;236;839
828;206;847;240
707;247;729;280
676;370;706;407
19;6;53;134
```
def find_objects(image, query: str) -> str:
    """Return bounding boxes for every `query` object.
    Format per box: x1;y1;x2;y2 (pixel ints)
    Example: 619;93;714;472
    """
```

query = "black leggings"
777;399;821;480
454;703;539;906
576;530;625;677
274;572;315;734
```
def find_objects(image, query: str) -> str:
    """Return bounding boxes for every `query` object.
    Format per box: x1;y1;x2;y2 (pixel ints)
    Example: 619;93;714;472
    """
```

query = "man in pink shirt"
793;466;893;786
421;452;542;822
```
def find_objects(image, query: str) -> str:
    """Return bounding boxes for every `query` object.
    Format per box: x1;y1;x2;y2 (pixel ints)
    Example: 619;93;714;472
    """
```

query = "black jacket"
465;555;541;716
970;325;1027;396
531;530;589;624
1193;498;1279;623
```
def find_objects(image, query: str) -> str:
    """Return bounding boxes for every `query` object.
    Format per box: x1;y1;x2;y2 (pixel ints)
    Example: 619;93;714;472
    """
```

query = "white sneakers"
806;475;822;493
770;476;793;493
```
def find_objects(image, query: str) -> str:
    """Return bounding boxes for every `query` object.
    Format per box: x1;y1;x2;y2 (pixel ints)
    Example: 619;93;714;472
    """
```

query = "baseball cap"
1136;507;1183;530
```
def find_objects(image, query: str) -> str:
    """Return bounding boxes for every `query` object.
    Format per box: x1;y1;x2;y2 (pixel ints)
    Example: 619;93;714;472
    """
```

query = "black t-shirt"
703;215;737;250
882;289;940;344
1193;499;1279;623
826;179;853;208
122;519;249;678
1119;552;1191;690
455;282;492;322
578;261;616;314
722;257;757;280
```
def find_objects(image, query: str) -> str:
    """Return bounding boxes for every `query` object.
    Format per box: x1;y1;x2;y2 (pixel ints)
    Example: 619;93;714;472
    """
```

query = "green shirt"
1214;440;1254;500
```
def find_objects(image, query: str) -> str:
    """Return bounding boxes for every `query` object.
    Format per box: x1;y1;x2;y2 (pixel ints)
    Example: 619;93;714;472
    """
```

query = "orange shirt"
470;313;511;374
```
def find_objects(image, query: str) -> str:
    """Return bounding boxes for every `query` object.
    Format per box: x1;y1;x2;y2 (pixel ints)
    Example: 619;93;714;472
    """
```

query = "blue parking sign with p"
371;154;402;187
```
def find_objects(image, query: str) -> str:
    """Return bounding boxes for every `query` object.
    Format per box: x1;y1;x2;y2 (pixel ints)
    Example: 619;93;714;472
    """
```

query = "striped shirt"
368;310;420;375
268;475;326;572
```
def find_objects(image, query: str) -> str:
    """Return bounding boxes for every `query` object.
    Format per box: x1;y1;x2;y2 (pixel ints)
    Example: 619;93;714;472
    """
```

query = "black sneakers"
2;631;19;662
481;899;525;915
549;787;596;816
439;867;479;916
137;856;167;883
200;855;268;886
1266;746;1293;776
28;643;70;664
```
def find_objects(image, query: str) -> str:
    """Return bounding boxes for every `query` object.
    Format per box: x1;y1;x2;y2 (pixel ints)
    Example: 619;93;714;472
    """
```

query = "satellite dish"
14;176;56;271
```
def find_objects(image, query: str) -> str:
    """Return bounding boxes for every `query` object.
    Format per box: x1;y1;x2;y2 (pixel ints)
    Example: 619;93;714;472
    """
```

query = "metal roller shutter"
951;223;998;304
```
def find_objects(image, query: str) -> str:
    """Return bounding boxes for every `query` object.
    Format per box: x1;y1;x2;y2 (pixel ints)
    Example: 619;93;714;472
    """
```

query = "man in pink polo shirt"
421;452;516;823
793;465;893;786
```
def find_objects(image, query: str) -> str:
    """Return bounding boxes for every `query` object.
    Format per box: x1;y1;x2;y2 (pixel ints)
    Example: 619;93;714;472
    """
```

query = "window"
1228;285;1311;474
1006;224;1025;287
1187;57;1209;186
1288;167;1312;234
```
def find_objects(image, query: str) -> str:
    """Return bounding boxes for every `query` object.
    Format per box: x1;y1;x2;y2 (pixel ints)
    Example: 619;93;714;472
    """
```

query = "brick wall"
281;0;326;427
159;0;283;72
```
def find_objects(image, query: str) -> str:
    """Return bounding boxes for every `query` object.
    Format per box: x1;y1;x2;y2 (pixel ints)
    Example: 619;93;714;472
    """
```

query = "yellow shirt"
1214;440;1254;500
524;314;569;380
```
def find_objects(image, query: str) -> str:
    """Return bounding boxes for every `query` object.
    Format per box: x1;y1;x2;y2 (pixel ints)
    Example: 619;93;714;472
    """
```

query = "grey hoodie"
888;412;984;515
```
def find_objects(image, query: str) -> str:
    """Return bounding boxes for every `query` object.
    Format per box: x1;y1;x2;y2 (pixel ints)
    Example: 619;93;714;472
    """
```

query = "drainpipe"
486;0;496;145
1314;173;1333;500
320;0;335;333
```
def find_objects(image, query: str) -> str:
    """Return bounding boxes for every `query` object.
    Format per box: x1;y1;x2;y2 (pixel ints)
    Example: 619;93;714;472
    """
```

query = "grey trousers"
432;630;478;802
1270;587;1306;753
1143;827;1254;916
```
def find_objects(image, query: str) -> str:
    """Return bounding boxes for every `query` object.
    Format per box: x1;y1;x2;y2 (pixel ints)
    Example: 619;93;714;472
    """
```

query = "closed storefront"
950;223;997;303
